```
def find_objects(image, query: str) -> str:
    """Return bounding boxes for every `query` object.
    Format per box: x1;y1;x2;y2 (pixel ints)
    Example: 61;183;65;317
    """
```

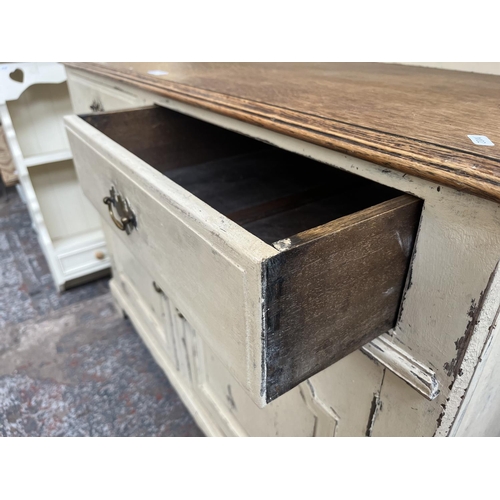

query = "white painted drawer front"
66;69;149;115
66;110;270;405
65;106;421;406
58;241;108;274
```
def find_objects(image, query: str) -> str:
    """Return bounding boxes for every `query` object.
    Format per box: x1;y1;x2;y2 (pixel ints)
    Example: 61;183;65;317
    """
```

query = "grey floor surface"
0;185;203;437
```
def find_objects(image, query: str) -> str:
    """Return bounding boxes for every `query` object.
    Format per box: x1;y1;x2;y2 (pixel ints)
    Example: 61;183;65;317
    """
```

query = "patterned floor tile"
0;187;203;437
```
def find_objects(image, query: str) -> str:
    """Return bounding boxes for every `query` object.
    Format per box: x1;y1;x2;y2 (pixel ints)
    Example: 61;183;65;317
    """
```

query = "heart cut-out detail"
9;68;24;83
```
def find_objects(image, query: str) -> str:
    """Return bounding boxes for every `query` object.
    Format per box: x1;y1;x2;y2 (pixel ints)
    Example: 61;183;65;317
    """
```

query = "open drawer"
65;106;422;406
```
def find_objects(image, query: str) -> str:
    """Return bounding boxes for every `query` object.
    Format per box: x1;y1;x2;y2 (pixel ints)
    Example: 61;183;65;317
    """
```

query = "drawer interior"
82;106;402;245
74;105;423;405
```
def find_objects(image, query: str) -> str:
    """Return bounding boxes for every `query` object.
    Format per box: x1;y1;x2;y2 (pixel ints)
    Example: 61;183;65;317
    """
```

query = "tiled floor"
0;186;203;436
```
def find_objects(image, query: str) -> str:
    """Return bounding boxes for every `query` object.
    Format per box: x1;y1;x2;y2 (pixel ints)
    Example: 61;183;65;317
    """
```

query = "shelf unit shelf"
24;149;73;168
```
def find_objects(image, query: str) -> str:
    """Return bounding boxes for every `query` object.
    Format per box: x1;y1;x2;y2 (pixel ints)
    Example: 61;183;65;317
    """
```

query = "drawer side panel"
263;195;422;402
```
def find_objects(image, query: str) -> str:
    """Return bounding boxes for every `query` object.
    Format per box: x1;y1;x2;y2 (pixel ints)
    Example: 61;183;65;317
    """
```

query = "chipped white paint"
452;298;500;436
440;262;500;436
273;237;291;251
361;333;439;400
64;69;500;436
365;390;382;437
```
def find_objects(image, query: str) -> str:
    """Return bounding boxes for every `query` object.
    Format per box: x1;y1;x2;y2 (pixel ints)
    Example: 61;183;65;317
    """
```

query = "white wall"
393;62;500;76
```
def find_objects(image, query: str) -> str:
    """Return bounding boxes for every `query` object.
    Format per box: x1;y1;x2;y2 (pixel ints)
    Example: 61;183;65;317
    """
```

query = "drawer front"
65;116;272;403
58;242;109;275
65;109;421;406
66;69;152;114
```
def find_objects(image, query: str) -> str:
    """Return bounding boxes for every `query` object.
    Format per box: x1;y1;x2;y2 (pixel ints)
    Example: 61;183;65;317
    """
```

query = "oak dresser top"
66;62;500;203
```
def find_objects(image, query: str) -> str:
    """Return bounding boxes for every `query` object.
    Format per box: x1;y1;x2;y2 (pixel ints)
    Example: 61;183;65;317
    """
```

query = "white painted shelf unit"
0;62;109;291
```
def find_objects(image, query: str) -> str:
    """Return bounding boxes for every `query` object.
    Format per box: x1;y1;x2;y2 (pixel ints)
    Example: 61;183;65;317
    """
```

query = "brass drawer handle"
103;186;136;235
103;196;127;230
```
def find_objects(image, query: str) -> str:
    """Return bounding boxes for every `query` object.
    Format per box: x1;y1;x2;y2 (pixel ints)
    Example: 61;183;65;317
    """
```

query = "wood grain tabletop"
66;62;500;203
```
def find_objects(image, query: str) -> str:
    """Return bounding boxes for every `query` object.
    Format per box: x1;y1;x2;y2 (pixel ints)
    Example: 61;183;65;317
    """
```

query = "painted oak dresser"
63;62;500;437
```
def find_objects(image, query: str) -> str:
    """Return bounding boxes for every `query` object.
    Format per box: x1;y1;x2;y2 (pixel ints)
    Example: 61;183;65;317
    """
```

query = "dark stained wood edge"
273;195;419;250
261;194;423;403
66;62;500;204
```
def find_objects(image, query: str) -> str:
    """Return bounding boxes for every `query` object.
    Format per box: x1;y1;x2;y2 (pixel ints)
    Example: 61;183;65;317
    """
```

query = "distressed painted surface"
143;96;500;436
62;70;500;436
307;351;385;437
361;333;439;400
110;266;342;437
65;114;273;406
153;98;500;436
453;301;500;436
444;265;500;436
371;370;438;437
0;187;203;437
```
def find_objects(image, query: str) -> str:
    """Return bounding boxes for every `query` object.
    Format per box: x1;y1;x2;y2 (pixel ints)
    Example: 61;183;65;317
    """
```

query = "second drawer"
65;106;422;406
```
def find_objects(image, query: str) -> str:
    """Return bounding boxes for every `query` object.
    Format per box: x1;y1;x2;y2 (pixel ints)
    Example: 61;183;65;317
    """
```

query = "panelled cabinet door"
107;232;339;436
